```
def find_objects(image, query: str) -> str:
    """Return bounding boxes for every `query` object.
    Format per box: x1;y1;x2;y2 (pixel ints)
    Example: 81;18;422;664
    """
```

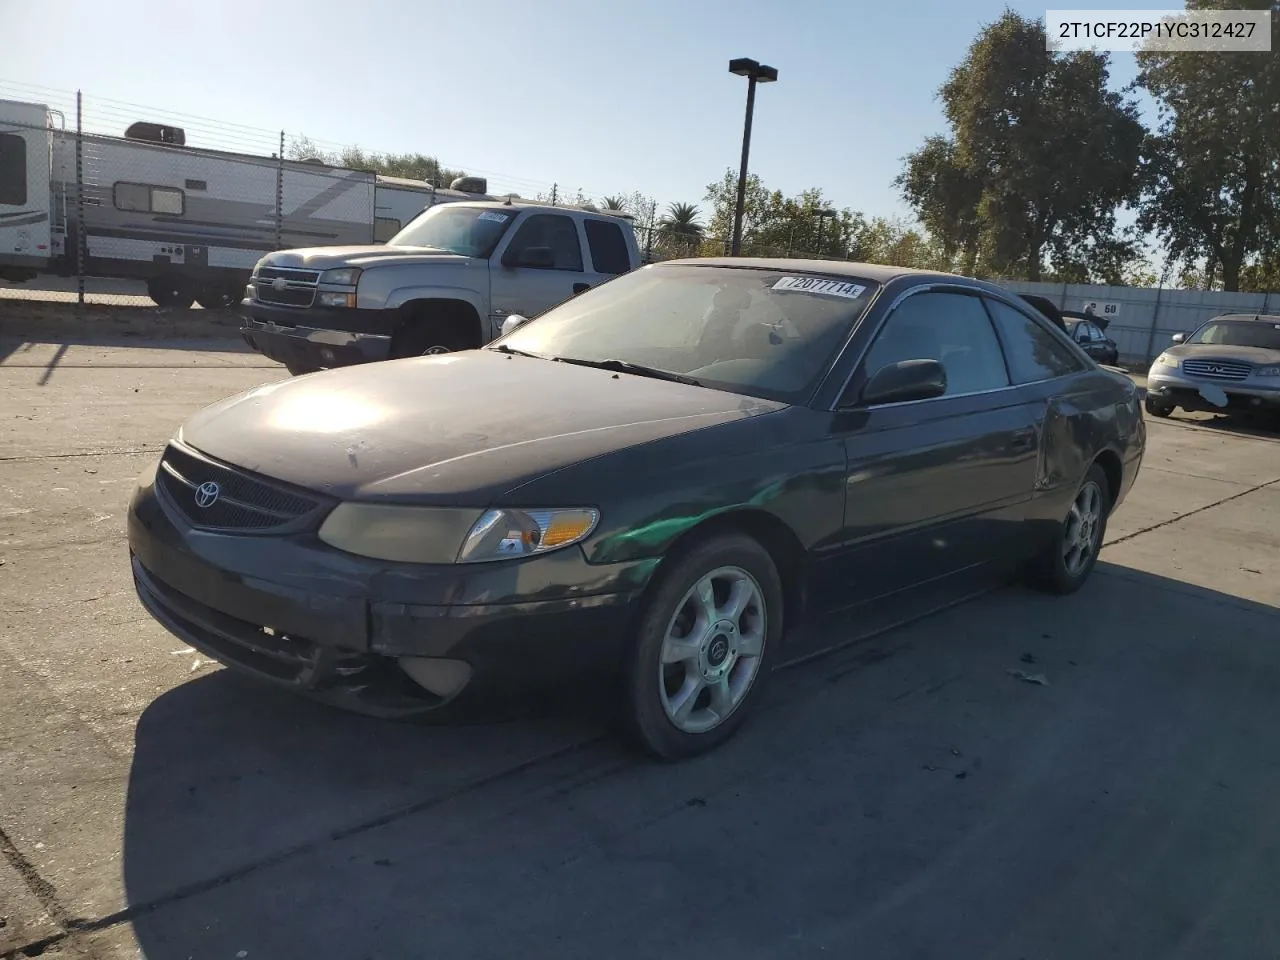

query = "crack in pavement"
1105;476;1280;549
0;449;160;463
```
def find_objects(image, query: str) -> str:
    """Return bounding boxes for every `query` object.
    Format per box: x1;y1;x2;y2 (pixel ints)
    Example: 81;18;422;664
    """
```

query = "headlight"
1153;354;1179;369
251;260;264;278
317;503;598;564
1255;364;1280;377
317;291;356;308
319;267;362;285
457;508;599;563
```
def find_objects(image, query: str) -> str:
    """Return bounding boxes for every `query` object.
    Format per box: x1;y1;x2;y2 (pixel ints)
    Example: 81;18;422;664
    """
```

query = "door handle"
1010;428;1036;451
572;282;591;295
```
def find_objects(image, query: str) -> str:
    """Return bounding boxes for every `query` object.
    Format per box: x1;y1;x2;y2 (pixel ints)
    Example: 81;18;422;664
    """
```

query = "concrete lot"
1;339;1278;960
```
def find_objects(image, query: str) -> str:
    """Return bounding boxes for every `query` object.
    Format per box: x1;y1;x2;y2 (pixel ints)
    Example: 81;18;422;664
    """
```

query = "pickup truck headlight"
1254;364;1280;377
1152;354;1179;369
317;504;598;564
319;267;362;285
316;292;357;308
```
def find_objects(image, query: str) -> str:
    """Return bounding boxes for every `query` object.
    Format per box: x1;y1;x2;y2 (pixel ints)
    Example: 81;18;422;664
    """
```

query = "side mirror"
1171;333;1186;344
861;359;947;406
500;314;530;337
504;246;555;269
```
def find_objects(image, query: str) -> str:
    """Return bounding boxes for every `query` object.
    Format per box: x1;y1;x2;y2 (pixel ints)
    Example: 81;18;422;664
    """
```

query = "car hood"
1162;343;1280;364
179;351;785;502
258;245;471;271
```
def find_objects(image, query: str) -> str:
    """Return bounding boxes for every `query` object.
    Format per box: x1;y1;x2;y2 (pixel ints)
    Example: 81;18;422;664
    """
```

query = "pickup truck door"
489;212;604;333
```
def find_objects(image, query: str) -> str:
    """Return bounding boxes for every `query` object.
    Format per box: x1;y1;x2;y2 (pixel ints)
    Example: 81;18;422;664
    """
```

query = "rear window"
584;218;631;275
0;133;27;206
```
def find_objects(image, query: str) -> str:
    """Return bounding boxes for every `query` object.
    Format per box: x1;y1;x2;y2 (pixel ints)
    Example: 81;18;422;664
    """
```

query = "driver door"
490;213;600;334
825;289;1043;607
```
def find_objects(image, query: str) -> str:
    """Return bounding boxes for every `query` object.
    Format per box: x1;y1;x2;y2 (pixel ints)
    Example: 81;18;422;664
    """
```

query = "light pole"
728;57;778;256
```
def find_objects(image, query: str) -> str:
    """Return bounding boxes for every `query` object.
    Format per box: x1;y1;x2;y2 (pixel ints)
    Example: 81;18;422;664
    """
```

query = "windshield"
495;264;879;403
388;205;515;257
1191;319;1280;350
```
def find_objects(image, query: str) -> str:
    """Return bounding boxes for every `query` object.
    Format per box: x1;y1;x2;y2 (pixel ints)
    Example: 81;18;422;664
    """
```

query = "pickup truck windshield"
496;263;879;404
388;206;516;258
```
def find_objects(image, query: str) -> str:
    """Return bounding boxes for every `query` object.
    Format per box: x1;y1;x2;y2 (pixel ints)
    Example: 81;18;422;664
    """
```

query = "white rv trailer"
0;98;493;307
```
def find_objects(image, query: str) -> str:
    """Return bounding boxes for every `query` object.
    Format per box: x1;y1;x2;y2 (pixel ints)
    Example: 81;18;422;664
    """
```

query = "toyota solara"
127;259;1145;760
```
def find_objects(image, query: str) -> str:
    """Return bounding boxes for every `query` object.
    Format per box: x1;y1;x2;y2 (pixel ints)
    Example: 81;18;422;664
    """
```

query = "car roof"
658;257;965;285
1210;313;1280;323
454;199;632;220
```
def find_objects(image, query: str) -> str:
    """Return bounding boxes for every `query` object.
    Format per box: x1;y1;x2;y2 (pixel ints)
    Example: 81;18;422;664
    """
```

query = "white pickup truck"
240;200;641;374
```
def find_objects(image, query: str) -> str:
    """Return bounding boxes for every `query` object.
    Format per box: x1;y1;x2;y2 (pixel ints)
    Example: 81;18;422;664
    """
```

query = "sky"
1;0;1172;225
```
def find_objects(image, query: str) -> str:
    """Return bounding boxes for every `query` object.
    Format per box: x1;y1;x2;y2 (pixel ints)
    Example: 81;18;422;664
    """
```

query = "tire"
195;286;241;310
391;319;474;358
1144;396;1174;418
1023;463;1110;596
147;276;195;310
285;362;320;376
623;532;783;761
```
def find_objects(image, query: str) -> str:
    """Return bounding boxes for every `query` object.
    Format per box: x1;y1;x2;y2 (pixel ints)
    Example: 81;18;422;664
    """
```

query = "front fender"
381;286;491;338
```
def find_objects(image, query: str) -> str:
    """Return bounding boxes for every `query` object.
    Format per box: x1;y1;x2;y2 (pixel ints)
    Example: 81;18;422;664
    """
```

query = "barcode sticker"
478;212;509;223
771;276;866;299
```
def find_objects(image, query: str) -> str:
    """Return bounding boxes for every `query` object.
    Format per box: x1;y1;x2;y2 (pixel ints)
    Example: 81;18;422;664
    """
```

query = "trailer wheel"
195;285;242;310
147;276;195;310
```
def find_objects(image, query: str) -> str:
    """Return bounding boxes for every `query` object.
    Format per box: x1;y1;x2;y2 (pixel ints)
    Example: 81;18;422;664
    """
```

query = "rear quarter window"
984;297;1088;383
584;218;631;275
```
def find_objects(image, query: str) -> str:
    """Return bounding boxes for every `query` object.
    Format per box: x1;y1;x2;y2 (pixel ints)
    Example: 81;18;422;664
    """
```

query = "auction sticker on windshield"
478;212;510;223
771;276;866;299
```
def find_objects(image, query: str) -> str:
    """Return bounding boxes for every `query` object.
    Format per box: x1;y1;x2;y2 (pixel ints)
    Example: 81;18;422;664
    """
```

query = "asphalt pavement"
1;339;1278;960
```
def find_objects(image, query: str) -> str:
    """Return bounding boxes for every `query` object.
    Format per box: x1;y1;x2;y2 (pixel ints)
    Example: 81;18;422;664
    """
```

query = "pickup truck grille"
1182;359;1251;381
156;443;327;532
254;266;319;308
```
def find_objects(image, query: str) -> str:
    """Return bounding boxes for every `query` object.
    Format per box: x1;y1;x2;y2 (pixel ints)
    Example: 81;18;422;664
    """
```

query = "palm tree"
600;195;627;211
658;202;705;244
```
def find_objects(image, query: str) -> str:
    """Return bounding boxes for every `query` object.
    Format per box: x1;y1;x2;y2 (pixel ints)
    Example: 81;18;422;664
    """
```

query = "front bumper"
1147;370;1280;414
241;299;396;368
127;469;657;716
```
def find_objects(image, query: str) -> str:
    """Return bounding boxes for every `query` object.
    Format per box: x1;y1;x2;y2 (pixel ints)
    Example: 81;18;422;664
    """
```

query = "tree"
1135;0;1280;291
286;135;468;187
600;195;627;211
898;11;1144;281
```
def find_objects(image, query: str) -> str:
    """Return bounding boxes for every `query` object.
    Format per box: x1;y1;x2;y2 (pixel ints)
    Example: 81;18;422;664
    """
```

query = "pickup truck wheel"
285;362;320;376
147;276;195;310
391;320;474;359
195;286;241;310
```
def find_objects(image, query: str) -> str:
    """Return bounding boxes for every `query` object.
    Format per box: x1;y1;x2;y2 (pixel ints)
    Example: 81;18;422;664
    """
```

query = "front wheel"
1023;463;1110;595
391;321;473;358
1144;396;1174;418
285;362;320;376
623;532;783;761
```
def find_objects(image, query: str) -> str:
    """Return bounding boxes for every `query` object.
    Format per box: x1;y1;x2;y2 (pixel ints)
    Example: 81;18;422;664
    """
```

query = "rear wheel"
1144;396;1174;418
623;532;782;761
195;286;242;310
147;276;195;310
1023;463;1110;595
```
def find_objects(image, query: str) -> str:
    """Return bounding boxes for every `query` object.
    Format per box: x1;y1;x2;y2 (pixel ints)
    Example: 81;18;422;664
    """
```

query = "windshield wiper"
489;344;547;360
553;356;702;386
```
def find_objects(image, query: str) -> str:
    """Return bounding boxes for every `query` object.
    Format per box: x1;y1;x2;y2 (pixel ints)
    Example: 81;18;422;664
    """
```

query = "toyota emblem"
272;277;287;291
194;481;221;508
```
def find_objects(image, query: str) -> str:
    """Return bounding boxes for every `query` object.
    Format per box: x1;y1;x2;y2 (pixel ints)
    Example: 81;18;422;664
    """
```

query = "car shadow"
118;561;1280;959
1157;410;1280;442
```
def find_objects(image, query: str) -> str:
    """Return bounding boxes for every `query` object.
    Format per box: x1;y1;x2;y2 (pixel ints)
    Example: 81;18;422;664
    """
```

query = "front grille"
1182;358;1251;381
156;443;325;532
254;266;319;308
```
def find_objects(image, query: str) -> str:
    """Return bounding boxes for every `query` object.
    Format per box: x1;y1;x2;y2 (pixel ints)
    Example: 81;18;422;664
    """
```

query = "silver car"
1145;313;1280;421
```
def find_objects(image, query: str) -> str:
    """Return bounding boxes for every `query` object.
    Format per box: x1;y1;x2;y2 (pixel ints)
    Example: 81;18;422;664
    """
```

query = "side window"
374;217;401;242
1089;323;1107;342
113;182;185;215
151;187;183;215
0;133;27;206
985;298;1086;383
862;291;1010;398
506;213;583;271
583;219;630;275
